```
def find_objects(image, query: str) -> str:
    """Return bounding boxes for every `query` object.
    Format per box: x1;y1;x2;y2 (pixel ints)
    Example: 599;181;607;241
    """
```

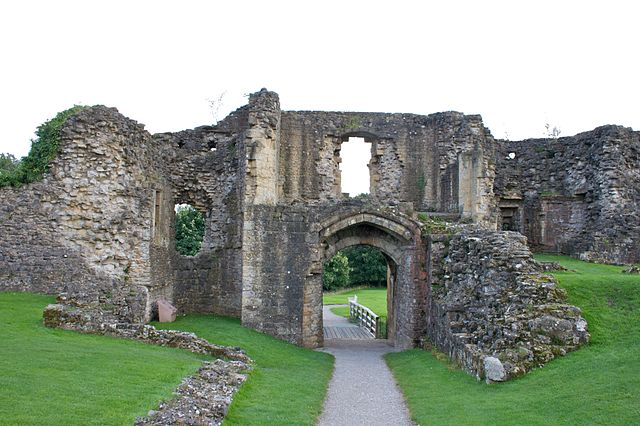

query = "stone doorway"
306;210;427;349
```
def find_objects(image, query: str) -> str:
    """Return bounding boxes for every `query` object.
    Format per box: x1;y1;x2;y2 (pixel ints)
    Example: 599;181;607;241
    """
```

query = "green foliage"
175;204;205;256
0;153;19;185
154;314;334;425
0;293;204;424
342;245;387;287
0;106;87;187
343;115;362;131
322;246;388;291
386;255;640;425
417;213;449;234
322;252;350;291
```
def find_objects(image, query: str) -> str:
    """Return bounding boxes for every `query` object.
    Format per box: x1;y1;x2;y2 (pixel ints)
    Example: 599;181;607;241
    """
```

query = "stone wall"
241;204;315;345
496;126;640;264
278;110;497;227
0;106;163;322
153;104;249;316
426;229;589;382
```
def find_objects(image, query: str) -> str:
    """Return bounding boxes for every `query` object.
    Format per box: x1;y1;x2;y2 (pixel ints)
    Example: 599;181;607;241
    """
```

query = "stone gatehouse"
2;89;637;380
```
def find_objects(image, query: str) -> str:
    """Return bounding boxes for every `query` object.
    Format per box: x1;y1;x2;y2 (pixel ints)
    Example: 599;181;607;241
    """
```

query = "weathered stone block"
157;299;177;322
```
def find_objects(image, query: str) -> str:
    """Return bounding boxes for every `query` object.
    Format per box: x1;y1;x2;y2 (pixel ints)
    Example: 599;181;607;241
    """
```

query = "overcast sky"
1;0;638;161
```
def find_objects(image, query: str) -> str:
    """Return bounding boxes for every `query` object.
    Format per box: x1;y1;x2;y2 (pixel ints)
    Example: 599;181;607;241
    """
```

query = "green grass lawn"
323;287;387;319
0;292;205;425
151;315;334;425
386;255;640;425
1;293;334;426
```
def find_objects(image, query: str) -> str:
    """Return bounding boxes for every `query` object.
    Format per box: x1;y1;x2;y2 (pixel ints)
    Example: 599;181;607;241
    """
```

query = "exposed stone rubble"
135;359;249;426
622;265;640;274
427;230;589;382
537;261;568;272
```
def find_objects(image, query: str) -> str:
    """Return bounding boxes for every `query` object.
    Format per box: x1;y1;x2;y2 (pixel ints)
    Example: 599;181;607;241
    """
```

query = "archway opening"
174;203;205;256
339;137;371;197
322;244;394;339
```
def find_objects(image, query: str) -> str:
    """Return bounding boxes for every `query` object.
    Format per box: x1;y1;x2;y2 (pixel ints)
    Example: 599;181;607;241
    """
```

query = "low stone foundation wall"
427;230;590;382
43;298;250;363
135;359;248;426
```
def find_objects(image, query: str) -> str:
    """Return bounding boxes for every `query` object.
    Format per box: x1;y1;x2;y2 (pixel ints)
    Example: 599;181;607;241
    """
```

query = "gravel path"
317;306;415;426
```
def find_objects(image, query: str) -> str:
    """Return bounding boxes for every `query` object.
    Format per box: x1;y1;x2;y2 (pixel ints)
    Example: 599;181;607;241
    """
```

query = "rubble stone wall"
496;126;640;264
426;230;589;382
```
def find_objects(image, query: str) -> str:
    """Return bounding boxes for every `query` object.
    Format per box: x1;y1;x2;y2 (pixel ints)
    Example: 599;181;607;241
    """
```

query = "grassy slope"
386;255;640;425
1;293;334;426
323;287;387;319
153;315;334;425
0;293;204;425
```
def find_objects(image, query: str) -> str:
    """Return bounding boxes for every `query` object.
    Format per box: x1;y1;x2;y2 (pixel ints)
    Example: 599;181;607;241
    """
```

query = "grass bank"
386;255;640;425
0;293;204;425
1;293;334;425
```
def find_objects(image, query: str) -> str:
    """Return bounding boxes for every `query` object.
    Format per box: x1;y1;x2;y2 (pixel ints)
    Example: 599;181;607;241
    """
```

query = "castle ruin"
2;89;637;381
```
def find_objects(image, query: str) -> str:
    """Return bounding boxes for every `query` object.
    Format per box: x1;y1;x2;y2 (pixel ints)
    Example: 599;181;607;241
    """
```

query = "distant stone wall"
426;230;589;382
496;126;640;264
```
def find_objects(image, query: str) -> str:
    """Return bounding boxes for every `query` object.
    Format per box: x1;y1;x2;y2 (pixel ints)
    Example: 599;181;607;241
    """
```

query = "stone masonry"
1;88;636;381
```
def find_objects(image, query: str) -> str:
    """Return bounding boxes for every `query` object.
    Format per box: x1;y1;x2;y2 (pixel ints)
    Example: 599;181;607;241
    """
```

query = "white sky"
1;0;639;159
340;137;370;196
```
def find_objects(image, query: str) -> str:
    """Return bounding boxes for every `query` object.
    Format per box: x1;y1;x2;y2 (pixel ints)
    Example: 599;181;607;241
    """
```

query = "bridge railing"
348;298;380;338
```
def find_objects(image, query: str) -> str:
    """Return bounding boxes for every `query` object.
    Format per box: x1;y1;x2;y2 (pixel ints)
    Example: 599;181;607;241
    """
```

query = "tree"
175;204;205;256
342;245;387;287
0;153;19;186
322;252;350;291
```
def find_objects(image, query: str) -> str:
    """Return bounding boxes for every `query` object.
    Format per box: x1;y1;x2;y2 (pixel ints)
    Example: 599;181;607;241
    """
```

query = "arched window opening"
339;137;371;197
174;204;205;256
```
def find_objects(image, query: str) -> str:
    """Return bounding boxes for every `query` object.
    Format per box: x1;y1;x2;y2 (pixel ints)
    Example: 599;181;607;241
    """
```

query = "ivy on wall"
0;105;87;187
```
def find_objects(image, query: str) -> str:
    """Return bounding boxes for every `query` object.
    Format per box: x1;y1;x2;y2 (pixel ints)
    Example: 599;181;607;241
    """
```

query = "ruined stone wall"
153;105;249;316
0;106;165;321
496;126;640;263
426;230;589;382
277;111;497;227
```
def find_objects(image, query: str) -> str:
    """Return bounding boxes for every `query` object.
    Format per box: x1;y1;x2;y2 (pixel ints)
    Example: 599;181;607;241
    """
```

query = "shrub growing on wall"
0;105;87;187
175;204;205;256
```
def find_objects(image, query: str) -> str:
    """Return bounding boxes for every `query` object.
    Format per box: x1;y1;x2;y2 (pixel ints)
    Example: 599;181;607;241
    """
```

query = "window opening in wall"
152;190;162;241
175;204;205;256
340;137;370;197
322;245;389;338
